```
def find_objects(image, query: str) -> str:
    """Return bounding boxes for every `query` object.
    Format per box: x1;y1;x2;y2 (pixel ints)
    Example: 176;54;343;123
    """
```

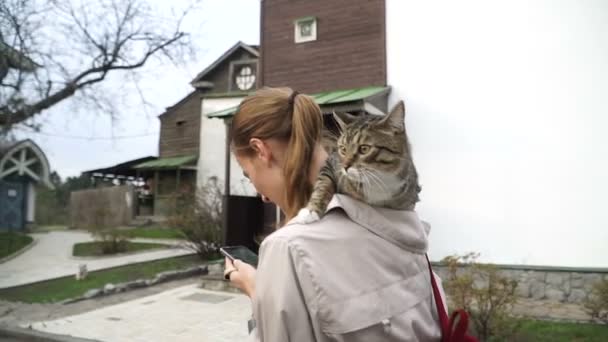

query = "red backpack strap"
450;309;471;341
426;254;479;342
425;254;450;342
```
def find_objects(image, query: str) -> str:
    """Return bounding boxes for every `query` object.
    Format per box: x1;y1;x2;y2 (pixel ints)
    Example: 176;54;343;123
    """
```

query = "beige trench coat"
248;194;445;342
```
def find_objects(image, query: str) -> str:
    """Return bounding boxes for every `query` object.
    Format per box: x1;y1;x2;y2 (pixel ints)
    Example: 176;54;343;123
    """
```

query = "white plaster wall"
26;182;35;223
197;97;257;197
387;0;608;267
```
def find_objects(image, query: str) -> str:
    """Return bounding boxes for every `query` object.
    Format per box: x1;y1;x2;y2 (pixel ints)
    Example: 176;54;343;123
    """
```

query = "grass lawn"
0;255;220;303
0;232;33;259
73;241;169;256
121;226;184;240
513;319;608;342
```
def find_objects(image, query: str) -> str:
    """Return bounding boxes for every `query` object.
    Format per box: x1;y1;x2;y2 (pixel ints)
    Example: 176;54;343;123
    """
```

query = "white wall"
387;0;608;267
26;182;35;223
198;97;257;197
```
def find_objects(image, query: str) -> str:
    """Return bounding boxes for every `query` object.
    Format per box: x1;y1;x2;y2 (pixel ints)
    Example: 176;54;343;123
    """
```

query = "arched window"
235;66;256;91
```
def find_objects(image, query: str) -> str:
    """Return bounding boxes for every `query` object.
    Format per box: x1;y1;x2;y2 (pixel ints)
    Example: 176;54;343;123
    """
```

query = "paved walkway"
18;284;594;342
27;285;251;342
0;231;192;289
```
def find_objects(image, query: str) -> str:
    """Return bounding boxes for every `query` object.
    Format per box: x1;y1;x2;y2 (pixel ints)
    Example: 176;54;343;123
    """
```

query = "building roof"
206;86;390;119
190;41;259;86
0;139;53;188
83;156;158;178
158;91;200;118
133;154;197;170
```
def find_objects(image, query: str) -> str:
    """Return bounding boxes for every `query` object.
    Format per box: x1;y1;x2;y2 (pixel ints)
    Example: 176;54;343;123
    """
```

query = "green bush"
441;252;521;341
584;279;608;324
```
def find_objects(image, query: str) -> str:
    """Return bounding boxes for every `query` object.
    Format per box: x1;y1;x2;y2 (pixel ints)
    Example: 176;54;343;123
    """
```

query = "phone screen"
220;246;259;267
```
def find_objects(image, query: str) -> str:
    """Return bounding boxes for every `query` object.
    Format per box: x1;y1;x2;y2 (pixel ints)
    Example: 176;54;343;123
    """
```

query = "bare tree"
0;0;195;131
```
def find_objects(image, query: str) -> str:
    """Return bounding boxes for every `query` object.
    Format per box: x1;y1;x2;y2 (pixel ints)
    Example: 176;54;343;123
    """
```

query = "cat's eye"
358;145;371;154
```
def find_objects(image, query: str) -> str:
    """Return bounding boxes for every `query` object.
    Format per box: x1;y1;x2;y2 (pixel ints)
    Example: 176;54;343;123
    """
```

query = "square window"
294;17;317;43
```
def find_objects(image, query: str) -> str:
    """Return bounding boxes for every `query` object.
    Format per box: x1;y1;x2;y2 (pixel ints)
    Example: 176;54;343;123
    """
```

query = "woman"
225;87;444;341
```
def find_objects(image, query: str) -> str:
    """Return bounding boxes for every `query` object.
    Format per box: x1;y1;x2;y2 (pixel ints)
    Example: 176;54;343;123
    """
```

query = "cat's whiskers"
361;169;390;197
359;170;374;200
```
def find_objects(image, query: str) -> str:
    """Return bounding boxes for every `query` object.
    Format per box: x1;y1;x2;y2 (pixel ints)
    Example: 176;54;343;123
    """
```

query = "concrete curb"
0;237;38;265
61;265;210;304
0;325;101;342
69;246;173;261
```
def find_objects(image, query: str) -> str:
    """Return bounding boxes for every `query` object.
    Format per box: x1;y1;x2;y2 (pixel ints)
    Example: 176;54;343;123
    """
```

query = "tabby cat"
295;101;421;223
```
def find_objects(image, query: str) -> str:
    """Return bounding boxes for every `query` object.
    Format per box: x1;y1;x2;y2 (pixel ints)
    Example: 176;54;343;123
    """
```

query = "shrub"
88;202;129;254
584;279;608;324
167;178;223;260
441;252;520;341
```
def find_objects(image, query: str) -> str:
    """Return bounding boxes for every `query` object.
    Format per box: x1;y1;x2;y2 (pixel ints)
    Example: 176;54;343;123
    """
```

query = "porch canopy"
133;155;197;170
133;154;198;217
83;156;157;181
206;85;391;119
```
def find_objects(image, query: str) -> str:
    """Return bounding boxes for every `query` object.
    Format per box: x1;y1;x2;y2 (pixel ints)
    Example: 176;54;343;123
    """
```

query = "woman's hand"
225;258;257;299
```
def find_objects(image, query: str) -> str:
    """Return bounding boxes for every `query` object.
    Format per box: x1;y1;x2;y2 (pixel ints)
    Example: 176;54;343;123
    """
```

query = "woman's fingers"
225;257;234;269
226;259;257;299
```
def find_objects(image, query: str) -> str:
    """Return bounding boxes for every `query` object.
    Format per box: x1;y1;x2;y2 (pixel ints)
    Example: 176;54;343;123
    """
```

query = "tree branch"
0;0;193;129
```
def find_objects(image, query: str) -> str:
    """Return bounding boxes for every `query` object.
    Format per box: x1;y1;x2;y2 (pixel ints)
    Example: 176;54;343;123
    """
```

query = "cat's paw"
292;208;321;224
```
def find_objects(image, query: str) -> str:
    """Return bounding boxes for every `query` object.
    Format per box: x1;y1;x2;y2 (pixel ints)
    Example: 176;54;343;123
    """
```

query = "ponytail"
282;93;323;219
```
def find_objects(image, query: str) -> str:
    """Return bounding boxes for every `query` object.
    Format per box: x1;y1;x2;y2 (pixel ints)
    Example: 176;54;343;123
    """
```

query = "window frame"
294;16;317;43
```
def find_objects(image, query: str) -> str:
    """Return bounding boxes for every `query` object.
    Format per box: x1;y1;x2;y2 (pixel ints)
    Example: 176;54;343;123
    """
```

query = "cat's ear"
332;111;353;132
380;101;405;131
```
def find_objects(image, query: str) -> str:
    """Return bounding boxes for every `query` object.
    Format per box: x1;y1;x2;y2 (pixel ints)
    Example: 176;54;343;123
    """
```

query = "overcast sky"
14;0;260;179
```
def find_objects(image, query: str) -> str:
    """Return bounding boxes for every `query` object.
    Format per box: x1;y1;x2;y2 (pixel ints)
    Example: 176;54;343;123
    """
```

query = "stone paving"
27;285;252;342
0;231;192;289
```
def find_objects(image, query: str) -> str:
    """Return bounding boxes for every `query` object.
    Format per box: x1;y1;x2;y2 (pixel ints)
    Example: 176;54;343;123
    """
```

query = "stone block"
546;272;565;286
571;273;584;289
527;271;546;282
83;289;101;299
545;288;566;302
103;283;116;294
125;279;147;289
501;269;525;282
530;281;545;300
567;289;588;304
515;281;531;298
582;274;602;292
146;277;161;286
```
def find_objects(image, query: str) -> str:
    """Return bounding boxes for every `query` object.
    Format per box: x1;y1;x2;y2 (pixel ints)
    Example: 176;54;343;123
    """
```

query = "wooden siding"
159;91;201;158
261;0;386;94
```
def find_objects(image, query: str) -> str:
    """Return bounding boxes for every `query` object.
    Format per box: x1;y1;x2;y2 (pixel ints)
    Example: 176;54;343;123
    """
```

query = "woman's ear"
249;138;272;165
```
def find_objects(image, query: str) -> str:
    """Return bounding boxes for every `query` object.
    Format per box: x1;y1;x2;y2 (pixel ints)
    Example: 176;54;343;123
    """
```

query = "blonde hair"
231;87;323;221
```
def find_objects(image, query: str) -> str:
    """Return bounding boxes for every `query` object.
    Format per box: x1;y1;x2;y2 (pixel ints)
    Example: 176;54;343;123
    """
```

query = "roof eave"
190;41;259;86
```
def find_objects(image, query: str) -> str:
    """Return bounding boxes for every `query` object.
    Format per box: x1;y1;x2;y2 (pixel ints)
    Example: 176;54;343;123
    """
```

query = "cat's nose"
343;161;352;171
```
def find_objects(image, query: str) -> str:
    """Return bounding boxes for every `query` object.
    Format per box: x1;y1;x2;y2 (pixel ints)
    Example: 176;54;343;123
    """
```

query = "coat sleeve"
248;236;319;342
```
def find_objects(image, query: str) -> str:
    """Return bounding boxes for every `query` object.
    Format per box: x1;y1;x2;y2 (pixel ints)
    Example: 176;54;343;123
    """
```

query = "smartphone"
220;246;259;267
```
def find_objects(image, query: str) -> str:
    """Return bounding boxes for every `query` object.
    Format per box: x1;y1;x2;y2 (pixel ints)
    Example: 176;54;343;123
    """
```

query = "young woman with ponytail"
225;87;443;341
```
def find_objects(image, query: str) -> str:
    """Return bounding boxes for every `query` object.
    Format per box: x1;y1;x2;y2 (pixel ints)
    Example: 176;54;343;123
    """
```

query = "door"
0;180;25;231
